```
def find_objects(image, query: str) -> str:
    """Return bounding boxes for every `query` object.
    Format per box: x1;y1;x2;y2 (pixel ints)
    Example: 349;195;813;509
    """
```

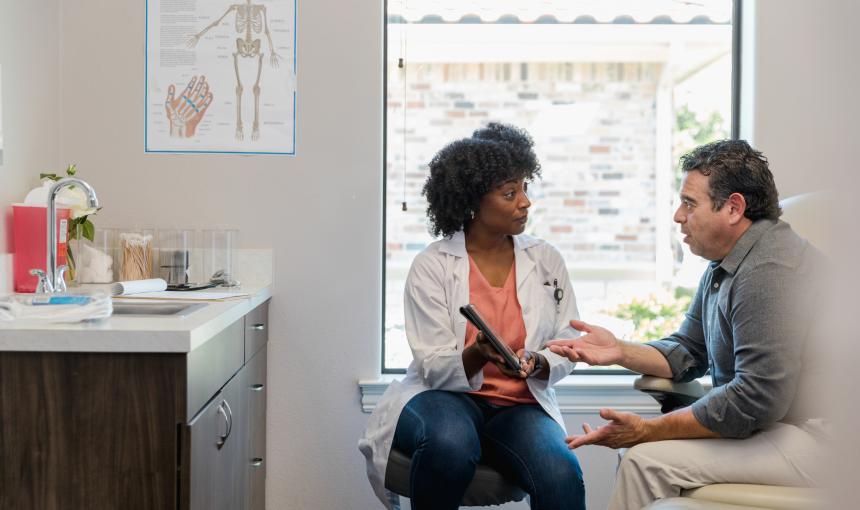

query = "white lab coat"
359;232;581;508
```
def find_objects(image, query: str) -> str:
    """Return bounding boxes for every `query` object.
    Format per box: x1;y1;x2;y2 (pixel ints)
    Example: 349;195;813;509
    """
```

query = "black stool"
384;447;526;508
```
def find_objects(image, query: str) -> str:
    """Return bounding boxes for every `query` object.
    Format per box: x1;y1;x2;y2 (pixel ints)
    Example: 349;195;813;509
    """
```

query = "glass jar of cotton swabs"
117;229;156;281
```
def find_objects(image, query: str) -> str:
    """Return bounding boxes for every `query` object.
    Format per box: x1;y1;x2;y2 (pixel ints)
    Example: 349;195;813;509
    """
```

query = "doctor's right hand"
546;320;624;367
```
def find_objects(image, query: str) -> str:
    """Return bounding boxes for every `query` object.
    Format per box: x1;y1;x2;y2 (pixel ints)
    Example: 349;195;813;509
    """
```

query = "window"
384;0;738;372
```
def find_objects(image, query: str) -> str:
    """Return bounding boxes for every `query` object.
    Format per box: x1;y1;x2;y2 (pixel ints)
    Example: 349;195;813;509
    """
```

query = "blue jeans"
391;390;585;510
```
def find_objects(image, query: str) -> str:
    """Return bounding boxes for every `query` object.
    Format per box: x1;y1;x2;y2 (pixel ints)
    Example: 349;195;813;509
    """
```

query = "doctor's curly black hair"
421;122;541;238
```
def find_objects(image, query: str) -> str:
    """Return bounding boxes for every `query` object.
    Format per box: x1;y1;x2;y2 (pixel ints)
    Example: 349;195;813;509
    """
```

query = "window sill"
358;374;711;415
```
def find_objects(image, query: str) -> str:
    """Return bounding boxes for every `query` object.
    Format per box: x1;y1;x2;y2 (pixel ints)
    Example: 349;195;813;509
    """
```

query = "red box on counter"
12;204;71;293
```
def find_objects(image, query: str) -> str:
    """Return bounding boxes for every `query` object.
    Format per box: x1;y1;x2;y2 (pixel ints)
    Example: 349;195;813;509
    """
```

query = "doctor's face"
474;178;531;235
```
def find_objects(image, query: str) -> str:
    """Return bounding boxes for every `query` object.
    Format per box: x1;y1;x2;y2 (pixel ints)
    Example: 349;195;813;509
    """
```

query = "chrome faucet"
30;178;100;294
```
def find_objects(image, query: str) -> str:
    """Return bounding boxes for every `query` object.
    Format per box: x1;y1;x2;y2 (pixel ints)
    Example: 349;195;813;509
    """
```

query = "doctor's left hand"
495;348;535;379
516;349;550;380
474;333;525;378
566;408;650;450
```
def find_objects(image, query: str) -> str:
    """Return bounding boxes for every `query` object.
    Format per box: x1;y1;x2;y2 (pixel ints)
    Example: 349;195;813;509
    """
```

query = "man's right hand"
546;320;624;366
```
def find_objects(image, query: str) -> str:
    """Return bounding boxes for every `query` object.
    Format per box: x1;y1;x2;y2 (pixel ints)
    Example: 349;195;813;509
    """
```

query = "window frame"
381;1;743;374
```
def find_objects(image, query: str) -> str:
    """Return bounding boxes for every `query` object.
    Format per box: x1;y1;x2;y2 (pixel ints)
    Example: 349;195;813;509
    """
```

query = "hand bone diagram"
165;75;214;138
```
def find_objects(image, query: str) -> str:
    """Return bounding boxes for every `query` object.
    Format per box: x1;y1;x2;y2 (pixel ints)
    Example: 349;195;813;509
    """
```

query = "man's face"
474;178;531;235
673;171;735;261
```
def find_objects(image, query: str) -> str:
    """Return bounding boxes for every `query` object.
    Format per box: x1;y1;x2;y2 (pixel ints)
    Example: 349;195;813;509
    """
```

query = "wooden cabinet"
0;300;270;510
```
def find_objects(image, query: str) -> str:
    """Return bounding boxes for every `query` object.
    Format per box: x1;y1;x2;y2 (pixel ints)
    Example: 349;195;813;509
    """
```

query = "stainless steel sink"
111;302;207;317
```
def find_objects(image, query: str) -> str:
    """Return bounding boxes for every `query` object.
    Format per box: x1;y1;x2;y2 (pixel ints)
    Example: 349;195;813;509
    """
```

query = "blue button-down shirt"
647;219;823;438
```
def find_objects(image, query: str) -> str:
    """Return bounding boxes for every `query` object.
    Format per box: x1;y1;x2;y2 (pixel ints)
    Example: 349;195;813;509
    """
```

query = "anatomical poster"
145;0;296;155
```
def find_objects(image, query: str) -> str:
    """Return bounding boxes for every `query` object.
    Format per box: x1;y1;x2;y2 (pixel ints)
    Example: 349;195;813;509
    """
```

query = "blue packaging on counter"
31;295;93;306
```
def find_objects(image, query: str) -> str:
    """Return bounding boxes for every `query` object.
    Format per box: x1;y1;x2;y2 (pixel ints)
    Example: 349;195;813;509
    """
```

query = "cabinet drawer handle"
251;323;265;331
251;384;265;392
216;400;234;449
251;457;264;467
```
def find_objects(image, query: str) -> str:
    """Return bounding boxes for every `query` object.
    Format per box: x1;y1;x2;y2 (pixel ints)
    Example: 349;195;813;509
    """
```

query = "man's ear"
725;192;747;225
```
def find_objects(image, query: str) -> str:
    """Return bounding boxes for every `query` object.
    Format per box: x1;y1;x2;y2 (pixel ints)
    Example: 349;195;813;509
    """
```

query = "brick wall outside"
387;61;663;271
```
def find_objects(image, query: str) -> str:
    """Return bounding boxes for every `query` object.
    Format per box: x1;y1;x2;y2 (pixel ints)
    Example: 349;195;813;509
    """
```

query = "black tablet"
459;304;521;371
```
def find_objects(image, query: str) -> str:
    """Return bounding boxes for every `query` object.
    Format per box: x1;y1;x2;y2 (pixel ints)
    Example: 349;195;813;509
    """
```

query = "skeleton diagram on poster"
146;0;296;154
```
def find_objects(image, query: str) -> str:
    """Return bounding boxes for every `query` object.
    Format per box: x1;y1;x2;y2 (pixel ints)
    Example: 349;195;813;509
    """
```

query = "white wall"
56;0;384;508
0;0;855;509
0;0;61;284
751;1;860;507
743;0;858;197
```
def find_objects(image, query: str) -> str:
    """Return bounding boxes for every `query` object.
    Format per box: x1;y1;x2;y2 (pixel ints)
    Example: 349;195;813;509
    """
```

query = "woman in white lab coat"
359;123;585;510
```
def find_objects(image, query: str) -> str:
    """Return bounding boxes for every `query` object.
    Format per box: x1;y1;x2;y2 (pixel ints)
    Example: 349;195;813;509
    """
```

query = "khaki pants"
608;422;826;510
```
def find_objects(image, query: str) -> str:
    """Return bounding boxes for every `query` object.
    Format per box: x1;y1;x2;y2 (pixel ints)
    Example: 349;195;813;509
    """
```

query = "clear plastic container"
70;227;117;284
202;229;239;286
157;229;200;285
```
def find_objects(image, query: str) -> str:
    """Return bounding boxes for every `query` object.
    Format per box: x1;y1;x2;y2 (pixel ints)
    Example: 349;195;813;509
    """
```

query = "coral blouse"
465;255;537;406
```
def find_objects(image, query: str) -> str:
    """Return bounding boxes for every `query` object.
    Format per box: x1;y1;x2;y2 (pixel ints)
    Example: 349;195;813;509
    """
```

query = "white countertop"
0;285;272;353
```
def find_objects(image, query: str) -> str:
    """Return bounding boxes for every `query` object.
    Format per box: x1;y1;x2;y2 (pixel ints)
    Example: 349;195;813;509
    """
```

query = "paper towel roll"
110;278;168;296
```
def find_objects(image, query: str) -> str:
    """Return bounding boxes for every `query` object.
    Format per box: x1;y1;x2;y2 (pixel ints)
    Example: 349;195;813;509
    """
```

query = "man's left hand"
566;408;650;449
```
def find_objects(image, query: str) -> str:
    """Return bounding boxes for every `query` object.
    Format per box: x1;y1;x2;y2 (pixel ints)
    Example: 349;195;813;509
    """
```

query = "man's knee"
618;442;667;477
